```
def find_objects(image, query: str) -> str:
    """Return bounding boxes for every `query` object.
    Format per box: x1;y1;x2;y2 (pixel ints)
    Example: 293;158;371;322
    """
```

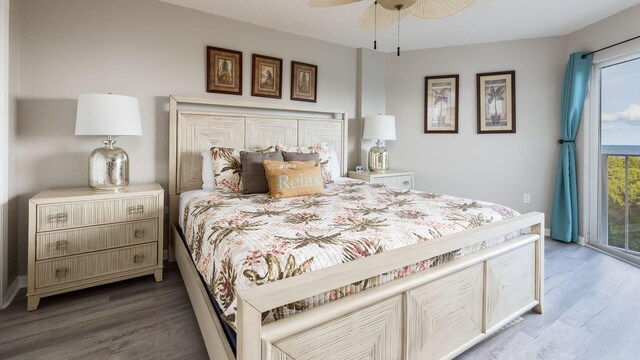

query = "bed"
168;95;544;360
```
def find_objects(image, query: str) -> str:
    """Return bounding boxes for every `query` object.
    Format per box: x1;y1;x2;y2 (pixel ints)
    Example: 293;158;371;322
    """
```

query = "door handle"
55;240;69;250
128;205;144;214
50;213;68;222
55;267;68;279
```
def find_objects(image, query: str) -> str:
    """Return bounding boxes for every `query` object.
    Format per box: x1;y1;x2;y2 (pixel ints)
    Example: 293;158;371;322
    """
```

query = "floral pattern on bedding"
181;181;520;330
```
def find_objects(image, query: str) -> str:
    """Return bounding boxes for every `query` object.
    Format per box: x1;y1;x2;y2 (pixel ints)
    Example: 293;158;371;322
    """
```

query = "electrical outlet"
523;193;531;204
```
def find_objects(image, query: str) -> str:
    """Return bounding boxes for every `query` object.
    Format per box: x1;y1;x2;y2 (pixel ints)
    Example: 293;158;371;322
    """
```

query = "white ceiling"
159;0;640;52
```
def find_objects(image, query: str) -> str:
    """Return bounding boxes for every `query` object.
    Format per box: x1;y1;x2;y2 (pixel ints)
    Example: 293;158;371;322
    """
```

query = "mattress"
179;179;521;331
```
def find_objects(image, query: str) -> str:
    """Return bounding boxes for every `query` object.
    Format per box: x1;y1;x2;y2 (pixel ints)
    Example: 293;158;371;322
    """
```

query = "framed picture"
291;61;318;102
251;54;283;99
424;74;459;133
477;71;516;133
206;46;242;95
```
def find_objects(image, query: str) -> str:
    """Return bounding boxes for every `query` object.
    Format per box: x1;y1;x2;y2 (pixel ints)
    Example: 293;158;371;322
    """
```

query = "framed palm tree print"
291;61;318;102
477;71;516;133
206;46;242;95
424;75;459;133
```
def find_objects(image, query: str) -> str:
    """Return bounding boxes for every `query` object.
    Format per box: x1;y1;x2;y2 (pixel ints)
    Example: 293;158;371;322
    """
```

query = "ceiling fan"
308;0;475;55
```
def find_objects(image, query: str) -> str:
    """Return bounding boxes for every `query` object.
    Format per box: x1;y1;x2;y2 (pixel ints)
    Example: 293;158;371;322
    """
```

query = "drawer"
406;264;483;360
373;175;413;189
36;219;158;260
486;242;536;330
36;243;157;289
37;196;158;232
272;295;403;359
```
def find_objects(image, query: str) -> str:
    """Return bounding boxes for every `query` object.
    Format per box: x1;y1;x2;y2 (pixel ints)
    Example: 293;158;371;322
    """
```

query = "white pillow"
201;151;215;191
329;147;341;181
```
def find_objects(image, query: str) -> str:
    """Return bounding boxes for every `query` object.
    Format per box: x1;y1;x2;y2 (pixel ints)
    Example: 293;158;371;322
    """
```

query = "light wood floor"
1;239;639;360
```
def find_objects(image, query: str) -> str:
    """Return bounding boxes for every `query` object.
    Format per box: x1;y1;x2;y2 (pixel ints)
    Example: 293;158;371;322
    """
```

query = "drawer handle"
133;254;144;263
134;230;145;238
128;205;144;214
55;267;68;279
49;213;68;223
402;180;410;186
55;240;69;250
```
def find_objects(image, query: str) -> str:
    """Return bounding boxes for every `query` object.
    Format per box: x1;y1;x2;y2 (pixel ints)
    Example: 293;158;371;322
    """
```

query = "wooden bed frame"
168;95;544;360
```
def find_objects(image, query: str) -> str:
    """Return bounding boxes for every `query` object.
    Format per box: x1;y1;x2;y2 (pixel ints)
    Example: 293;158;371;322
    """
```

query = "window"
595;56;640;263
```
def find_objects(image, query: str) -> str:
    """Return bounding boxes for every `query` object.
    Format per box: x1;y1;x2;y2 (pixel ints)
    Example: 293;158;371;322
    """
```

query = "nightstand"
27;183;164;311
347;170;414;190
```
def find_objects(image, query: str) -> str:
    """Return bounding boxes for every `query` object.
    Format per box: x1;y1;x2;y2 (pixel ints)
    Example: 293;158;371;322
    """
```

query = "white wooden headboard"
168;95;349;226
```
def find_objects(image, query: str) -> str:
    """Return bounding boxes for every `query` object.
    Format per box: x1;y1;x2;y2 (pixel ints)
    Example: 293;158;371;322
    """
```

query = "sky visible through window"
601;58;640;146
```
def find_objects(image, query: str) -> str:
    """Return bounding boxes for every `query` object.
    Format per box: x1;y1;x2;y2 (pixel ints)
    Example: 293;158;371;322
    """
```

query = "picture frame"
424;74;459;133
477;71;516;133
291;61;318;102
251;54;283;99
206;46;242;95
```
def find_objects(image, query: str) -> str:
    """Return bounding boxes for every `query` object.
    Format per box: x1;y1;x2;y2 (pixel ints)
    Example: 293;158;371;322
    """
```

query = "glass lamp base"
368;145;389;172
89;141;129;191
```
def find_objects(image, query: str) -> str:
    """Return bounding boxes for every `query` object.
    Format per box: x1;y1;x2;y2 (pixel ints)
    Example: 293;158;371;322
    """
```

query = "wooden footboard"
174;212;544;360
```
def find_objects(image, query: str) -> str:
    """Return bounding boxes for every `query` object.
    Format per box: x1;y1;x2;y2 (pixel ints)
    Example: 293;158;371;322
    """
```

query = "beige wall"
0;0;7;305
357;48;387;166
1;0;19;307
385;37;568;224
567;4;640;238
14;0;358;275
7;0;18;288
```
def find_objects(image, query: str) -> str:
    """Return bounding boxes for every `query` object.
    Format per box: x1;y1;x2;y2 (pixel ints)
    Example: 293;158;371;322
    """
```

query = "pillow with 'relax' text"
263;160;324;199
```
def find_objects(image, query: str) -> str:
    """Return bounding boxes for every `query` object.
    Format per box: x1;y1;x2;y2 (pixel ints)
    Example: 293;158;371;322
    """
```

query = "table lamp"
363;114;396;171
75;93;142;191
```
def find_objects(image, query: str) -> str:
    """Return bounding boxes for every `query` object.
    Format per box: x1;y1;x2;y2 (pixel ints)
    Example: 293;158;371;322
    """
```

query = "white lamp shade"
363;114;396;140
75;93;142;136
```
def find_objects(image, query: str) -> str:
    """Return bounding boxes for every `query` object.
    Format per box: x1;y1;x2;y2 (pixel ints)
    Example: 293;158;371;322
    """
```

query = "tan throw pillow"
263;160;324;199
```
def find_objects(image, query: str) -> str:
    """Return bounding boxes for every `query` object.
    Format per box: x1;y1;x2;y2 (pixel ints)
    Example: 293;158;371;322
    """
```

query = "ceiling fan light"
377;0;418;11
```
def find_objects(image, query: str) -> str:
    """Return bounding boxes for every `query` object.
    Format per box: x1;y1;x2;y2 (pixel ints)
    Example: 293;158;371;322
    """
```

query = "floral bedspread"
180;181;520;330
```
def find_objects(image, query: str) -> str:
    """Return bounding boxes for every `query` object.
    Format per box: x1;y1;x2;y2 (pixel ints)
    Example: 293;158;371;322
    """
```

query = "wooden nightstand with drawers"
27;183;164;311
348;169;414;190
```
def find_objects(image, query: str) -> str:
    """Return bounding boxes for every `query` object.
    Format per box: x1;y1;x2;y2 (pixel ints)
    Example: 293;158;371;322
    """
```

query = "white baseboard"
1;275;26;309
544;228;550;237
578;236;586;245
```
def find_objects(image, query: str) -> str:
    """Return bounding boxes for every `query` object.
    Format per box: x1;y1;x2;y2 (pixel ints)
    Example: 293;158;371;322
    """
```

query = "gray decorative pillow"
282;151;320;164
241;151;284;194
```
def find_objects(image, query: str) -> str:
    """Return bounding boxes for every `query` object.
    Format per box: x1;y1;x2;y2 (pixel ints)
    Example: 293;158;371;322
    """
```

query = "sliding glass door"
594;56;640;264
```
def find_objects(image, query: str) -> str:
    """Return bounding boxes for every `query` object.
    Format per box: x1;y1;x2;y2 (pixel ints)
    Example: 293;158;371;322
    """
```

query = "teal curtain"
551;52;593;243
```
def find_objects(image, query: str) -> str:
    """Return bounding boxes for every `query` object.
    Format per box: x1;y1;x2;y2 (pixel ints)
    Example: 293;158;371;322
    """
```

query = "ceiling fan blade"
308;0;362;7
410;0;475;19
359;3;411;31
